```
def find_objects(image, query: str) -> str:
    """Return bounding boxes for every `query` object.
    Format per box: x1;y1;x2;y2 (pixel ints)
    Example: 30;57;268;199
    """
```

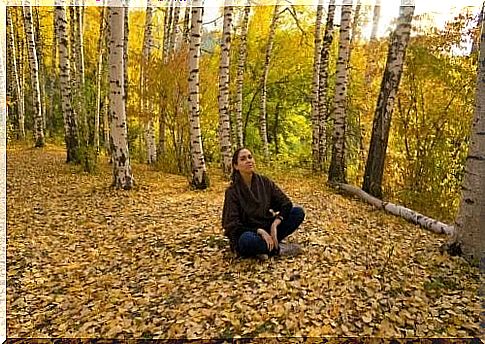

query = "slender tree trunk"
274;102;280;155
318;0;336;170
14;8;26;140
108;6;134;189
142;0;157;164
68;5;80;142
328;0;353;183
159;6;172;157
75;7;85;86
362;2;415;198
218;2;233;176
235;4;250;149
8;9;25;140
158;107;166;156
350;0;362;47
312;0;324;171
23;4;45;147
183;3;191;43
471;3;484;55
124;6;129;110
95;6;107;154
56;3;80;163
259;4;280;162
445;11;485;266
188;0;209;189
50;6;58;137
103;94;110;152
171;4;181;53
33;7;47;134
144;119;157;163
165;4;174;61
370;0;381;40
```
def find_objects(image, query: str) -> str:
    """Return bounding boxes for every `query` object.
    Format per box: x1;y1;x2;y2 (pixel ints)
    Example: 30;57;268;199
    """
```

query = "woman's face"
234;149;255;174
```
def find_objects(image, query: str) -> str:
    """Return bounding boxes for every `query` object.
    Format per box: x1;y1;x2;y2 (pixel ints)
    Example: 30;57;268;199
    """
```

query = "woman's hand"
270;217;282;250
257;228;275;251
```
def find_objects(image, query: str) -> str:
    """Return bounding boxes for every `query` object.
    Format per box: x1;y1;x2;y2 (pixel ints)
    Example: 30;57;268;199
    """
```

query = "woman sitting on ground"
222;147;305;259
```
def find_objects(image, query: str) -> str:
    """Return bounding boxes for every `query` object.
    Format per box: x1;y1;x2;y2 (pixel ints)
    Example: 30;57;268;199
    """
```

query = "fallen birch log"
333;182;455;236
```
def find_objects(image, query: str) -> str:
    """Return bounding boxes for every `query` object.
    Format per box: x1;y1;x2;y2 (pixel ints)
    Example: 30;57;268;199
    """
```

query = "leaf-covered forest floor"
7;144;482;339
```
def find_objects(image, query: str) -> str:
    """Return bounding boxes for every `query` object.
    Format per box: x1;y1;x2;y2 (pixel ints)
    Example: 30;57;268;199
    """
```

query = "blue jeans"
237;206;305;257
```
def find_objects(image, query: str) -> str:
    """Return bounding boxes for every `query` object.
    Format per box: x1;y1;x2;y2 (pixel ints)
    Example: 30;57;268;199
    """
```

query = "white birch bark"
164;4;174;62
33;8;47;133
171;4;181;53
144;119;157;163
56;3;80;163
235;4;250;149
328;0;353;183
7;10;25;139
335;183;454;236
123;6;129;108
218;1;233;176
447;13;485;265
370;0;381;40
350;0;362;47
75;7;85;86
95;6;107;154
109;6;134;189
142;0;157;164
312;0;324;171
183;3;191;44
188;0;209;189
10;7;25;140
68;5;80;142
362;2;415;198
103;94;110;152
259;4;280;162
23;3;44;147
318;0;336;169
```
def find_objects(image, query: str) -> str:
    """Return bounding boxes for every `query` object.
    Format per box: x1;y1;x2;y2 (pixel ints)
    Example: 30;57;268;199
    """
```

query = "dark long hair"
230;147;248;184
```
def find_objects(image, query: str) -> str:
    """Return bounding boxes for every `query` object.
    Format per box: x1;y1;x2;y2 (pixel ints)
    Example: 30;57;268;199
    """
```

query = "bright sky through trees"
203;0;483;39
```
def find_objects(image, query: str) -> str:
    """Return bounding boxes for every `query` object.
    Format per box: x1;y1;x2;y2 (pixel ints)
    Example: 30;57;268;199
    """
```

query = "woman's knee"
291;205;305;222
238;231;258;251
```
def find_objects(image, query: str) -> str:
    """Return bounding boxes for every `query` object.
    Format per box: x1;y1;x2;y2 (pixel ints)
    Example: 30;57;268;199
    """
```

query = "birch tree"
218;1;233;176
444;12;485;266
259;4;280;162
23;4;44;147
123;6;129;107
7;9;25;139
235;4;250;148
159;5;173;157
311;0;324;171
183;3;191;43
33;8;47;133
95;5;107;154
164;4;174;61
328;0;353;183
362;1;415;198
108;6;134;189
370;0;381;40
75;7;85;87
317;0;336;169
188;0;209;189
55;3;80;163
170;4;181;53
142;0;157;164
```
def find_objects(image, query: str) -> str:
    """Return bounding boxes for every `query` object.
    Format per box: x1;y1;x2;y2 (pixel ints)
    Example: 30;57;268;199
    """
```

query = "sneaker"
256;254;269;261
279;243;303;257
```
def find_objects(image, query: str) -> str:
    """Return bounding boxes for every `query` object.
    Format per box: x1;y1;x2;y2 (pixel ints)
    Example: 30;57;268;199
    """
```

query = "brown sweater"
222;172;292;252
